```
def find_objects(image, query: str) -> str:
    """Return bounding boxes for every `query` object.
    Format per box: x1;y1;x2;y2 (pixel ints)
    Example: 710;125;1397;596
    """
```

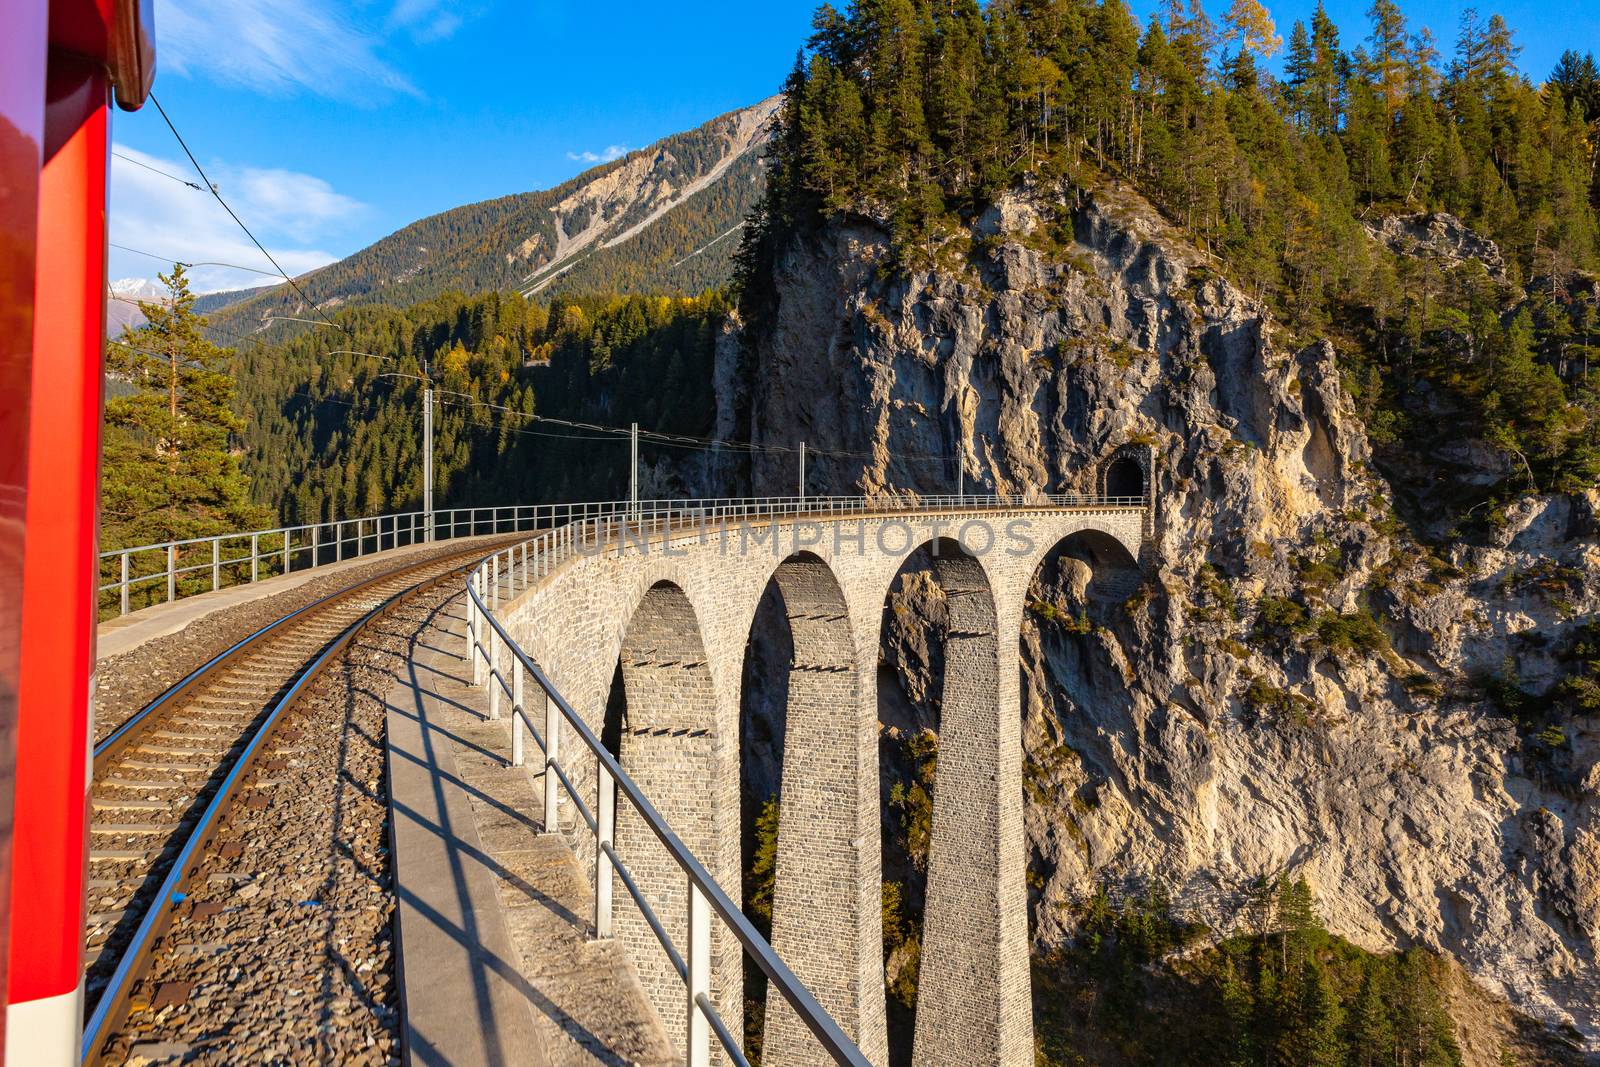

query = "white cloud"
108;144;366;293
388;0;465;43
230;167;365;243
566;145;630;164
154;0;423;102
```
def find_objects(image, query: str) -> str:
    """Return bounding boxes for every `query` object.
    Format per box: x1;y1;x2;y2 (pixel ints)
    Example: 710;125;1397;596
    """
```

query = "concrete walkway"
385;590;672;1067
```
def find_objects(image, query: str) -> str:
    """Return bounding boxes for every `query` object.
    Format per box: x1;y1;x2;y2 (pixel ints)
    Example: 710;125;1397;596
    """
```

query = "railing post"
166;544;176;603
119;552;129;616
488;632;500;720
472;571;486;686
594;764;614;937
211;538;220;591
357;518;364;557
542;680;559;832
336;521;343;562
490;553;499;607
511;657;525;768
283;529;292;575
251;533;259;583
312;524;320;568
686;881;711;1067
465;577;478;677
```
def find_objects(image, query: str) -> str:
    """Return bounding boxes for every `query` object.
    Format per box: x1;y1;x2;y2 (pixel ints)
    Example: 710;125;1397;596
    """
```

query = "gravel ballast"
103;578;470;1065
94;537;509;745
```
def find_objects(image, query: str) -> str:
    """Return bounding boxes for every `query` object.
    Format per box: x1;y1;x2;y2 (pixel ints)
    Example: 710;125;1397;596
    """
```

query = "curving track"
82;540;511;1064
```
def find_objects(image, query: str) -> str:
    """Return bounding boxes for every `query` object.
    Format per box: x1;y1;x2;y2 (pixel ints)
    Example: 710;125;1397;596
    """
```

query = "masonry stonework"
498;507;1143;1065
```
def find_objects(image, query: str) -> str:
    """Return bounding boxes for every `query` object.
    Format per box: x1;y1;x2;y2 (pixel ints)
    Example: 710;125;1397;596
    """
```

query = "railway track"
81;540;513;1064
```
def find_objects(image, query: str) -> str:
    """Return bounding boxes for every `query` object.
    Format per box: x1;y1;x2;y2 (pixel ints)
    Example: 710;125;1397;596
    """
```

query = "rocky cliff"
732;181;1600;1060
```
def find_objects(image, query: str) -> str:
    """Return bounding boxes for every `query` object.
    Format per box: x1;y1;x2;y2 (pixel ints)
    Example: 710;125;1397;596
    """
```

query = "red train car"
0;1;153;1062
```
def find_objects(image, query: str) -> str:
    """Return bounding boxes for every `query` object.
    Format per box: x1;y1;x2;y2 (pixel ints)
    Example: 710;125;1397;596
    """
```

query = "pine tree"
1347;963;1398;1067
1550;50;1600;121
101;265;267;549
1284;958;1345;1067
1394;949;1464;1066
1308;0;1346;137
1364;0;1410;112
1284;20;1315;130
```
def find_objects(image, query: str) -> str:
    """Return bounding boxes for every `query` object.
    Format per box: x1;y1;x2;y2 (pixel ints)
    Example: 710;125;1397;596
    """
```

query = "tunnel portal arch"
1099;442;1153;503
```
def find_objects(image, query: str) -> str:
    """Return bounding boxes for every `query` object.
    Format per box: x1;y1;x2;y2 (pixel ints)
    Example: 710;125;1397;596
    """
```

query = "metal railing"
97;505;534;617
97;493;1147;618
462;493;1145;1066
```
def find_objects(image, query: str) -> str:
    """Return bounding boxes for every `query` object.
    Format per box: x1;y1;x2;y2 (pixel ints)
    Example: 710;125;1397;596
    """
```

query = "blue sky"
108;0;1597;292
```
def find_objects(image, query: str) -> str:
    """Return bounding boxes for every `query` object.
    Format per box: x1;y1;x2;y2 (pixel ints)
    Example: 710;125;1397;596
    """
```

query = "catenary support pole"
629;422;639;521
423;386;434;542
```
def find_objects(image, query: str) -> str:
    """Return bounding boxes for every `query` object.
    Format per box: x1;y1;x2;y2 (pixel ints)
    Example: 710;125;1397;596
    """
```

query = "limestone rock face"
736;185;1600;1053
1363;212;1509;278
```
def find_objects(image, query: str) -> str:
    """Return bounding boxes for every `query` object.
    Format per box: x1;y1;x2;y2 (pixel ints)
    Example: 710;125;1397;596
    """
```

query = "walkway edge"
387;594;548;1067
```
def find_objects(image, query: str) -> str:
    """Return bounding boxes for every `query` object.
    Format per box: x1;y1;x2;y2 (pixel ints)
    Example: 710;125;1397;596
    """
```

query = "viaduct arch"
500;505;1145;1065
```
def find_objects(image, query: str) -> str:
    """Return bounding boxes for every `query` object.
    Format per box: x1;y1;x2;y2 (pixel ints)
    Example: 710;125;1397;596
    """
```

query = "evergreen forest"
737;0;1600;519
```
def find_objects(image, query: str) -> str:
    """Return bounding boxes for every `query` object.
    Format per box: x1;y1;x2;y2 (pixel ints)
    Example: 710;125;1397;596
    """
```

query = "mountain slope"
209;97;777;340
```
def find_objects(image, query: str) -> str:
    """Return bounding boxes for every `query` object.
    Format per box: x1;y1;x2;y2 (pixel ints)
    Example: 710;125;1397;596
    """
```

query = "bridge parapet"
462;494;1149;1066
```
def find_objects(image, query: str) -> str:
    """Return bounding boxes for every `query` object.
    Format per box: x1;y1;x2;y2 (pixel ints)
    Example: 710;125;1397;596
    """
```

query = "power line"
123;102;953;470
106;288;268;351
430;393;953;464
293;387;620;443
110;241;285;280
437;393;949;461
148;93;345;336
430;396;630;441
111;150;203;190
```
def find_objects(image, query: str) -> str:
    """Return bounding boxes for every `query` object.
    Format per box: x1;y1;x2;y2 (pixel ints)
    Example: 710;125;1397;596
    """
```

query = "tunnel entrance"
1105;456;1145;499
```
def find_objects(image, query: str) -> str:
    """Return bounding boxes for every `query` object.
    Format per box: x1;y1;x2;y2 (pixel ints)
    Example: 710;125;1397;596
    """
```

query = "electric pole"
357;353;438;542
422;383;433;541
629;422;639;519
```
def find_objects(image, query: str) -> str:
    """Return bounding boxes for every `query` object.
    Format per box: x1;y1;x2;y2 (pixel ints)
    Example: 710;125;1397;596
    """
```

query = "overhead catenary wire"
106;288;268;351
111;150;204;190
430;392;954;463
118;322;954;466
148;93;346;337
286;387;620;443
110;241;285;280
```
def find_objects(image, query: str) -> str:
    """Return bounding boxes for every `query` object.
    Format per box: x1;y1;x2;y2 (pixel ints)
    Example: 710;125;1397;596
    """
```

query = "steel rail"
98;504;536;616
93;535;521;771
81;549;498;1065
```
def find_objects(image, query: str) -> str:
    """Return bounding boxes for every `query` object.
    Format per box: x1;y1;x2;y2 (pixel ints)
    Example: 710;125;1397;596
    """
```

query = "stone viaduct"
497;502;1145;1066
